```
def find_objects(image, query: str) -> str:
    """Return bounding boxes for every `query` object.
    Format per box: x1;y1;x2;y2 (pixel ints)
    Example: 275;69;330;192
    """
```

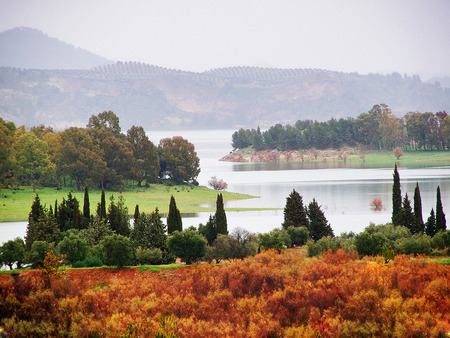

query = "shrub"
100;234;133;268
135;247;163;265
431;230;450;250
396;234;432;256
208;229;258;261
57;232;88;263
26;241;54;268
306;235;355;257
72;256;103;268
370;198;383;211
168;230;207;264
354;232;387;257
208;176;228;190
258;228;291;253
286;226;309;247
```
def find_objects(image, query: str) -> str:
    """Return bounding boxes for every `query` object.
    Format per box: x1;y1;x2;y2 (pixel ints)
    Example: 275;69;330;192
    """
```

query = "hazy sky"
1;0;449;79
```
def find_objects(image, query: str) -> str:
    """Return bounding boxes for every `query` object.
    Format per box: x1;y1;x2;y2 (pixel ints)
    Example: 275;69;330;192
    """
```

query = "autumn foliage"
1;249;449;337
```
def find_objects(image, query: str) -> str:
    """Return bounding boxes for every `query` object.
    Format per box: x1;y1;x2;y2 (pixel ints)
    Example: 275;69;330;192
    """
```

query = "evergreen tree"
83;186;90;222
205;215;217;245
107;194;130;237
97;188;107;219
130;212;153;249
282;189;309;229
425;208;437;237
25;195;61;251
392;164;402;225
133;204;140;225
215;193;228;235
307;198;334;241
413;182;424;234
57;192;81;231
167;195;182;234
400;193;415;232
149;208;168;251
436;186;447;232
54;200;58;220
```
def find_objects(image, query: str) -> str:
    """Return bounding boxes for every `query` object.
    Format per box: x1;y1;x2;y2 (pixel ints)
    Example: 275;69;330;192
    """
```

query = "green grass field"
0;185;259;222
344;150;450;167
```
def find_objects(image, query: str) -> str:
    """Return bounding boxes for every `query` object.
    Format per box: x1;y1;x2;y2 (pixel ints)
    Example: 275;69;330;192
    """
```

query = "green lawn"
344;150;450;167
0;185;258;222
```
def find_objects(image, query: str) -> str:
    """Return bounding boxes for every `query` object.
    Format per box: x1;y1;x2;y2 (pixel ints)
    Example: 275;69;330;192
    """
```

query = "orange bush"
1;249;449;336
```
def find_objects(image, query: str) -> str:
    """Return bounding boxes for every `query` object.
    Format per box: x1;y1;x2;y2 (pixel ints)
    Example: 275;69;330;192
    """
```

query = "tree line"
232;104;450;151
0;111;200;190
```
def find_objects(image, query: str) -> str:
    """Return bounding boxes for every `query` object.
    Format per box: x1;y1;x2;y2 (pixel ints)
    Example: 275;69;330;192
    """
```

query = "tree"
14;131;56;189
307;198;334;241
57;231;88;264
158;136;200;183
133;204;140;225
400;193;415;233
167;229;207;264
57;192;82;231
0;238;25;269
83;186;90;223
392;164;402;226
208;176;228;190
393;147;403;160
413;183;424;234
26;240;54;268
107;194;130;237
58;127;106;190
167;195;182;234
97;188;107;219
282;189;309;229
286;226;310;247
87;110;121;136
436;186;446;232
25;195;60;251
100;234;133;268
258;228;291;253
215;193;228;235
0;118;16;187
425;209;437;237
205;215;217;245
127;125;160;185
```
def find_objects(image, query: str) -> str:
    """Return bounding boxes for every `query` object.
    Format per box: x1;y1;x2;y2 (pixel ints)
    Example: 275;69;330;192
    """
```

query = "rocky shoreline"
220;147;364;162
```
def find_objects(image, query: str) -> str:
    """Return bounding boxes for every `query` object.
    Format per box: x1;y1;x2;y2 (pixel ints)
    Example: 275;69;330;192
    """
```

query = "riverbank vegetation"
229;104;450;160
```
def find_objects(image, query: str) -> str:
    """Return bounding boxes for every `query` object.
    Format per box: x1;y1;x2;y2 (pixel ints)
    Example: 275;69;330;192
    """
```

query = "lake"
1;129;449;244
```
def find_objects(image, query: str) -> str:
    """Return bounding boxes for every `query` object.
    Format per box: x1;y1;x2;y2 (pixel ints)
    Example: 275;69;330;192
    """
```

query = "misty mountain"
0;27;112;70
1;63;449;131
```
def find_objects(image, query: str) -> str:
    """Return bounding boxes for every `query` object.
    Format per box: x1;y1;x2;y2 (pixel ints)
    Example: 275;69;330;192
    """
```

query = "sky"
1;0;449;80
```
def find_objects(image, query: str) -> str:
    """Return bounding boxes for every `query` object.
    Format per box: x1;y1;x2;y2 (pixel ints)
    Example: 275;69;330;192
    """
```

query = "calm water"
1;129;449;244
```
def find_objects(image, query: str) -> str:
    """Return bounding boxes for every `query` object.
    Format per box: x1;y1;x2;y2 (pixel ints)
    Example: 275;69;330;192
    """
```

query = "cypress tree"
133;204;140;225
400;193;415;233
412;183;424;234
97;188;107;219
392;164;402;225
149;208;168;251
282;189;309;229
54;200;58;220
83;186;90;221
306;198;334;241
436;186;447;232
215;193;228;235
167;195;183;234
425;208;437;237
107;194;130;237
205;214;217;245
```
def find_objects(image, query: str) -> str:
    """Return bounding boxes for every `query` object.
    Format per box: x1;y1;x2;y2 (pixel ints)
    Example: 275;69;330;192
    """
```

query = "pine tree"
57;192;81;231
425;208;437;237
282;189;309;229
413;182;424;234
436;186;447;232
205;214;217;245
307;198;334;241
149;208;168;251
167;195;182;234
107;194;130;237
400;193;415;233
83;186;90;222
97;188;107;219
392;164;402;225
215;193;228;235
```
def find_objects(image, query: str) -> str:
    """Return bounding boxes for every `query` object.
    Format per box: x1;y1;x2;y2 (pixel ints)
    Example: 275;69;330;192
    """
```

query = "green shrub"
73;256;103;268
431;230;450;250
135;247;163;265
306;235;355;257
57;233;88;263
258;228;291;253
100;234;133;268
168;230;207;264
286;226;309;247
396;234;432;256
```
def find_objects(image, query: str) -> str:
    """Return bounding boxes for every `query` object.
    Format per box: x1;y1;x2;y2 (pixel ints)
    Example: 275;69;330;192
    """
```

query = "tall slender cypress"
83;186;90;221
167;195;182;234
436;186;447;232
392;164;402;225
413;182;424;234
215;193;228;235
97;188;107;219
134;204;140;225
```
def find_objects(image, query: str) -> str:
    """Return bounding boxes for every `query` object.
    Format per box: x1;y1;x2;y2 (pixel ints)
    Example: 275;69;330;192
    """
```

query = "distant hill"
0;27;112;70
1;63;449;131
427;76;450;89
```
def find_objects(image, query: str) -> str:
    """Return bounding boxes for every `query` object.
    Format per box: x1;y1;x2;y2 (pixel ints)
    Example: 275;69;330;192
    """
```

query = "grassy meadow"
0;185;258;222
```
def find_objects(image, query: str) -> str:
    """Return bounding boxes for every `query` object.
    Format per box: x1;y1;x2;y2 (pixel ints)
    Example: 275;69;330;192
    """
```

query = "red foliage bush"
1;250;449;336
